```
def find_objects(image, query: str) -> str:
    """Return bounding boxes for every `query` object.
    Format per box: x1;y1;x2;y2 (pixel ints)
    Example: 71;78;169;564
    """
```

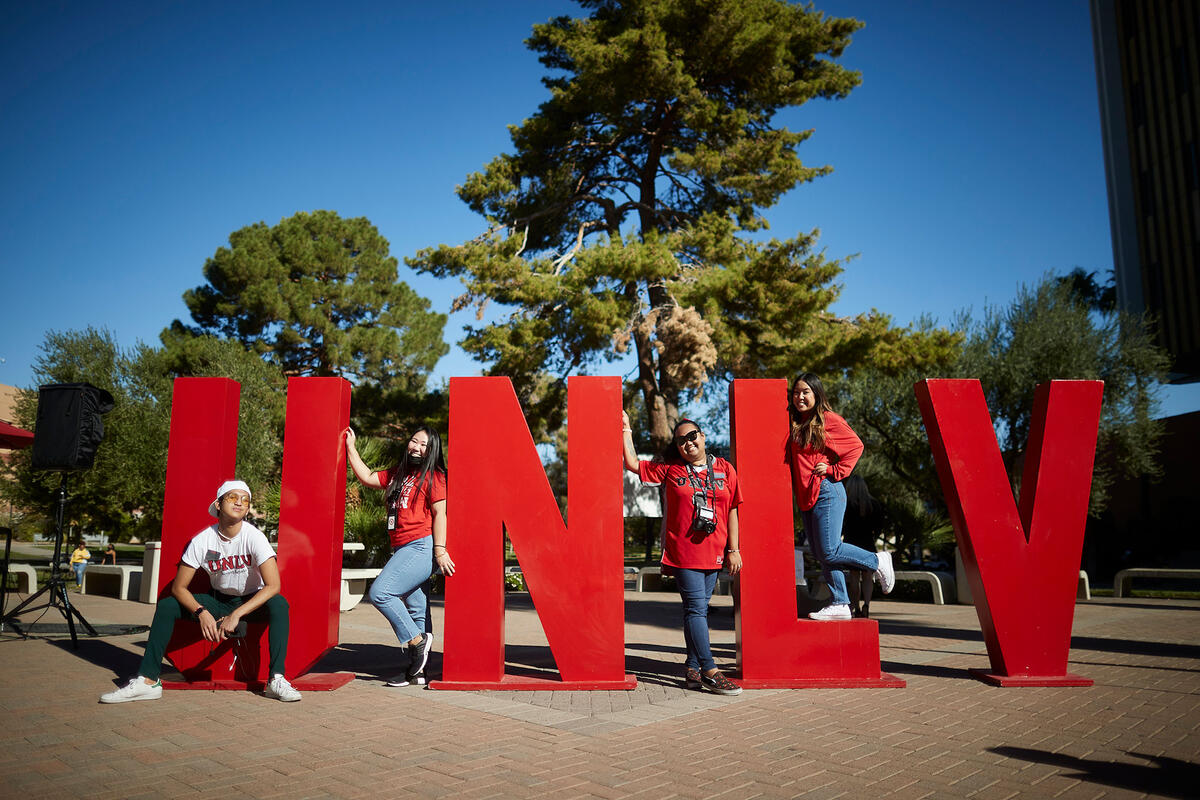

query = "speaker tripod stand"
2;475;97;648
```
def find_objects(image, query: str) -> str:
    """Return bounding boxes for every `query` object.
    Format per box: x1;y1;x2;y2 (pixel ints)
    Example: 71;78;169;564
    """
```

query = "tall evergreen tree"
411;0;956;446
175;210;448;399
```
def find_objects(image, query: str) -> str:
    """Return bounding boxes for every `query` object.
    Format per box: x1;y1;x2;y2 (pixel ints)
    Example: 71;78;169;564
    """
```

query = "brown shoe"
700;670;742;696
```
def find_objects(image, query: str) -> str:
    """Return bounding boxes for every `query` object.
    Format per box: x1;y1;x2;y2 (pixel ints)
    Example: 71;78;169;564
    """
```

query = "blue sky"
3;0;1197;416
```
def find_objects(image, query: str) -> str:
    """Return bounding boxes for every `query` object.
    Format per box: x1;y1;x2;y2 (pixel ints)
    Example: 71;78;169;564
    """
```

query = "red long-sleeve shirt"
787;411;864;511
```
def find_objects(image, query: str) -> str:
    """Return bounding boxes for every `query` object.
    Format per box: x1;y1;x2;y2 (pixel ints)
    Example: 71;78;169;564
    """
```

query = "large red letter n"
433;376;635;690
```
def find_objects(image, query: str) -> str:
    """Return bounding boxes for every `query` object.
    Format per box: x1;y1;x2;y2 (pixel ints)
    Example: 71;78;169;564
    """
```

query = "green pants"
138;592;290;680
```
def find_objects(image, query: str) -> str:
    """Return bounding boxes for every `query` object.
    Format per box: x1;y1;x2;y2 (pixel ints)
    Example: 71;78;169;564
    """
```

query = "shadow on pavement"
1081;600;1200;613
878;620;1200;660
991;746;1200;799
311;642;437;682
880;659;978;681
50;636;148;680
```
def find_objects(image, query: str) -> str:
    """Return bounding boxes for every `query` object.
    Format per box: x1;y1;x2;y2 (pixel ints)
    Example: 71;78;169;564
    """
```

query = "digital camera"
692;493;717;535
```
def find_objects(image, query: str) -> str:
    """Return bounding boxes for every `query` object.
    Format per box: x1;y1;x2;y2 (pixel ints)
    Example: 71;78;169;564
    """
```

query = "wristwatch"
192;606;209;620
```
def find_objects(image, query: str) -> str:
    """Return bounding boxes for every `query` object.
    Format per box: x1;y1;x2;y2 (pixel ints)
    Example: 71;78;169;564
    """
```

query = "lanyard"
685;455;716;507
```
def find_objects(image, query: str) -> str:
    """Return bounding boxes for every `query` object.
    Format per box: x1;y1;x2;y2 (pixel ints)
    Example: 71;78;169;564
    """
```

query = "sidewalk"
1;588;1197;799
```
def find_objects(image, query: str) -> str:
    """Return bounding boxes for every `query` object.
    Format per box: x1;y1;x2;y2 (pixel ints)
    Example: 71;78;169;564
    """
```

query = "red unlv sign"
157;375;1101;690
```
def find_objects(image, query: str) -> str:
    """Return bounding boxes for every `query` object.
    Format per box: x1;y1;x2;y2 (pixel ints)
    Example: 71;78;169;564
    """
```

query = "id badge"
387;515;396;531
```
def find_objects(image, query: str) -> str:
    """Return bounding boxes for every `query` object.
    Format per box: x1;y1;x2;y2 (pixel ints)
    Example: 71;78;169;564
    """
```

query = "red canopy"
0;419;34;449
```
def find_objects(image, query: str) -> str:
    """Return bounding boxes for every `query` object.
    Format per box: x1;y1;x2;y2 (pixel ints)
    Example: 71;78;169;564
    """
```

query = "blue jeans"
802;479;878;606
675;568;719;672
72;562;87;587
369;537;432;645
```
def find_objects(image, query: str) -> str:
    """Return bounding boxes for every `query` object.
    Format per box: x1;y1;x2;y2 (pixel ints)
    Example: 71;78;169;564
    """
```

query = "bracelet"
433;545;447;551
622;428;632;433
727;549;739;553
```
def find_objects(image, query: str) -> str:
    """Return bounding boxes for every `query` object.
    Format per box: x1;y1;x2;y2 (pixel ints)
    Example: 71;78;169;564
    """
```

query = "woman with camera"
622;412;743;695
788;372;894;620
346;425;454;687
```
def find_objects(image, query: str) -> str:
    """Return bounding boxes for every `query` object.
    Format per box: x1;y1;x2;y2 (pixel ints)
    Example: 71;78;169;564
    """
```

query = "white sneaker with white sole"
100;677;162;704
809;603;853;621
265;674;302;702
875;550;896;594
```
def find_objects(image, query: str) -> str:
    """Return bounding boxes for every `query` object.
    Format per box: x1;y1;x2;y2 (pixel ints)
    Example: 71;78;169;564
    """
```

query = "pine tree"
411;0;955;445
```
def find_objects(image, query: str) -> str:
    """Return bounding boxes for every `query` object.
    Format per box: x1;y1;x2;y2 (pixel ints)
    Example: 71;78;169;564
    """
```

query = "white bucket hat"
208;479;252;517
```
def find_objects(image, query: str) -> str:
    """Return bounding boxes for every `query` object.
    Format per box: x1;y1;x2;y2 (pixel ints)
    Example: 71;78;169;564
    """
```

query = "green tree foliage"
410;0;957;447
174;209;448;433
149;330;289;526
838;273;1169;561
1;328;287;541
1;329;159;539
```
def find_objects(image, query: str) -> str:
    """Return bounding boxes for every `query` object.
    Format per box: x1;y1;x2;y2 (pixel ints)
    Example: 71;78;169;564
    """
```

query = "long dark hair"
789;372;834;451
658;418;704;464
385;426;446;505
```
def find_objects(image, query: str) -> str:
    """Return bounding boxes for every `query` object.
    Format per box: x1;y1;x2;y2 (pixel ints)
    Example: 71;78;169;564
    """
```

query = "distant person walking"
69;541;90;587
787;373;894;620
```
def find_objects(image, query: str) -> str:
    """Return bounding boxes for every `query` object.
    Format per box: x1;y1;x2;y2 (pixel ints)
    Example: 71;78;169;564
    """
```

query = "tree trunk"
632;323;672;452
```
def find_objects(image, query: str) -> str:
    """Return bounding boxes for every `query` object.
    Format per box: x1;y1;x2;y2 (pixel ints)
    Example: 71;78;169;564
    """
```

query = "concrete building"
1091;0;1200;383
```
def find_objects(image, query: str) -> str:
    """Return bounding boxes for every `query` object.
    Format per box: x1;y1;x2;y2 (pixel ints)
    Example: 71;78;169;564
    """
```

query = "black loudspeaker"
31;383;116;471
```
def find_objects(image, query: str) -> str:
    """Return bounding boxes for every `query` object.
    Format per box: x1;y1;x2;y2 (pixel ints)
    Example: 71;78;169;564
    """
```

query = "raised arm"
621;410;640;473
344;427;384;489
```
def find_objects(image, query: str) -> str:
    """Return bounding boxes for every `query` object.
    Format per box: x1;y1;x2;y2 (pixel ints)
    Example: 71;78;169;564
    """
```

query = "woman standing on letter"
346;426;455;686
788;373;894;620
622;412;743;695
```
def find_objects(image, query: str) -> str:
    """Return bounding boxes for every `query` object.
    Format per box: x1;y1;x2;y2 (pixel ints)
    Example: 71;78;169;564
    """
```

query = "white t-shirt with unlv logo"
181;522;277;596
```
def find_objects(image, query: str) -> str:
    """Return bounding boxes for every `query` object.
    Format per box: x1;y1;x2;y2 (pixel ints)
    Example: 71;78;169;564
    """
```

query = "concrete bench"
635;565;660;592
894;570;955;605
1113;568;1200;598
635;565;733;595
341;567;383;612
81;564;143;600
1077;570;1091;600
4;564;37;593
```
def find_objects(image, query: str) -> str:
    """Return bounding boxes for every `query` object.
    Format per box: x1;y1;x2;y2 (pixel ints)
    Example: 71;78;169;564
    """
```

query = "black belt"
213;590;248;603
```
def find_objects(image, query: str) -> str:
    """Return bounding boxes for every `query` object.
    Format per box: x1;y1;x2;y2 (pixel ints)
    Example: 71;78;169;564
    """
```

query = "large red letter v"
915;379;1102;686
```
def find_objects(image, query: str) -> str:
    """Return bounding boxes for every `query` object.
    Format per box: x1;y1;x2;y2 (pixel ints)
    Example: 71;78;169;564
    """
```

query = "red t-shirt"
787;411;863;511
376;468;447;548
637;457;743;570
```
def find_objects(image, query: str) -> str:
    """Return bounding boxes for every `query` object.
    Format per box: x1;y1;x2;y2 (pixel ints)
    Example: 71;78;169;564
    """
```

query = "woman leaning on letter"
788;372;895;620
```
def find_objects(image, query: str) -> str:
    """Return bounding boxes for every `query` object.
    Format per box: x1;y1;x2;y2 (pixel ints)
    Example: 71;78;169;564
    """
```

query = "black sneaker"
406;670;427;686
684;668;702;690
384;673;411;687
700;670;742;696
407;632;434;676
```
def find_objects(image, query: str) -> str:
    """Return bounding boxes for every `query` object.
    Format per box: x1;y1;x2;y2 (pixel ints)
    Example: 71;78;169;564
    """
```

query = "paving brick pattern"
1;589;1197;799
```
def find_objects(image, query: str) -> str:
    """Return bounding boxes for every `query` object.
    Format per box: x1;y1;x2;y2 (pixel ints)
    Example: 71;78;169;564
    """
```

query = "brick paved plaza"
1;590;1196;799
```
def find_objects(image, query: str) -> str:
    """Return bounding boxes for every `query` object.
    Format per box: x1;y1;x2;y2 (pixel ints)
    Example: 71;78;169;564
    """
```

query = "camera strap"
685;454;716;508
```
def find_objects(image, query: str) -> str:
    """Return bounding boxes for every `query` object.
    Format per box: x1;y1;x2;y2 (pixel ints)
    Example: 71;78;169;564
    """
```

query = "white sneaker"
875;550;896;594
809;604;852;621
265;674;301;702
100;677;162;704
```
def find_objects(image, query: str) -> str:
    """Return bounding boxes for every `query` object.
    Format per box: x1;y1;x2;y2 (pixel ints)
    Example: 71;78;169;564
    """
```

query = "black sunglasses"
674;429;702;446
